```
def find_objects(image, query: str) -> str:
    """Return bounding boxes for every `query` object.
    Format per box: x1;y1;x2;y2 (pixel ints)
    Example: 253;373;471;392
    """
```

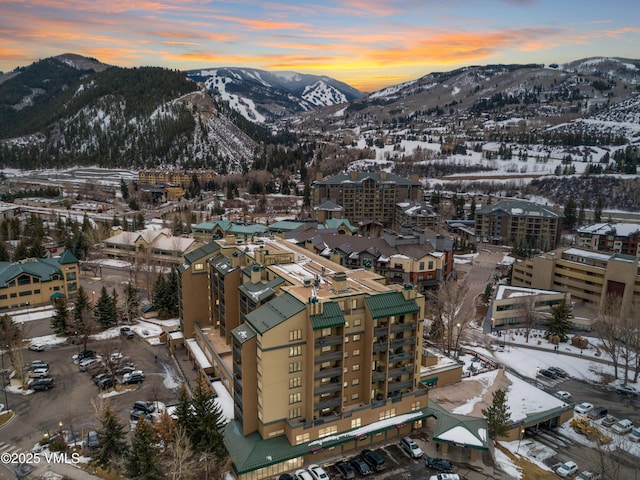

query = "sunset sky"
1;0;639;92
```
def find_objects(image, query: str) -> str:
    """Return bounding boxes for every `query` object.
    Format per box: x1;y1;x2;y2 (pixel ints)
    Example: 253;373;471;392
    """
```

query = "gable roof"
310;301;345;330
476;199;564;219
317;172;421;187
244;292;306;334
182;241;221;265
365;291;420;319
58;250;79;265
0;258;66;287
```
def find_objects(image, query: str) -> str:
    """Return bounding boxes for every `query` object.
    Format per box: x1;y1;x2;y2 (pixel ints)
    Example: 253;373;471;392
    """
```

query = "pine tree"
563;198;577;230
190;375;227;459
12;240;29;261
0;241;9;261
124;282;139;323
547;299;573;342
594;196;604;223
95;286;117;328
95;401;128;470
174;385;195;438
152;273;168;316
165;268;179;317
126;418;163;480
50;297;69;335
482;388;511;439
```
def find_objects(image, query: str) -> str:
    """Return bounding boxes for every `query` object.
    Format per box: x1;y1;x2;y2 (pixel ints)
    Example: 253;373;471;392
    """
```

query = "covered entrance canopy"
429;400;489;450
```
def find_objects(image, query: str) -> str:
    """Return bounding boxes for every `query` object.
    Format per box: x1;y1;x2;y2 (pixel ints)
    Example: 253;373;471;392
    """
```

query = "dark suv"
120;327;135;339
361;449;385;471
133;401;156;414
427;457;453;472
28;377;54;390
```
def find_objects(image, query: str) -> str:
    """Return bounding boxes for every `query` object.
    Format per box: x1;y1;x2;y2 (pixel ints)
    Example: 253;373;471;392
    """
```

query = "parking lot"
2;331;181;457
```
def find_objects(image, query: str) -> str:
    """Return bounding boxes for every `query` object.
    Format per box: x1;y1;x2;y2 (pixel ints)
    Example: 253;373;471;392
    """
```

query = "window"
289;377;301;389
18;276;31;286
288;392;301;404
352;364;360;371
19;291;32;297
296;432;310;444
351;418;361;428
353;334;361;341
10;293;16;298
321;328;331;337
194;263;204;271
428;261;434;270
352;378;360;386
318;425;338;438
289;361;302;373
354;319;362;327
289;408;301;419
379;408;396;420
289;329;302;341
411;401;421;411
419;262;424;270
34;289;40;294
65;272;76;281
351;393;359;400
289;346;302;357
353;349;360;357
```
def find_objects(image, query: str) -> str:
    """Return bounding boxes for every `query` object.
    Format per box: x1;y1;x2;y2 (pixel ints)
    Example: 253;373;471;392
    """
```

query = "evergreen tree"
95;401;128;470
12;240;29;261
0;241;9;261
165;268;179;317
125;418;163;480
303;179;311;211
50;297;69;335
95;286;117;328
482;388;511;439
563;198;577;230
28;238;48;258
152;273;168;315
174;384;195;436
120;179;130;200
190;375;227;459
594;196;603;223
124;282;139;323
547;299;573;342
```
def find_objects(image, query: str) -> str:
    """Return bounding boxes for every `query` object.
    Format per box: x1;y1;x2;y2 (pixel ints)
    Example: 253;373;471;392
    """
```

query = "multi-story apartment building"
286;226;453;293
175;236;491;479
511;247;640;328
394;201;441;231
138;169;219;189
474;199;564;250
313;171;422;228
576;222;640;256
488;285;570;330
0;251;79;311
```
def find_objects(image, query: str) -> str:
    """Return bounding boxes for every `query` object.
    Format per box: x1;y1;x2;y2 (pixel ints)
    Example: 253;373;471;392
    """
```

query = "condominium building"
511;247;640;326
488;285;570;330
313;171;422;228
474;199;564;250
576;223;640;256
394;201;441;231
175;236;492;479
0;250;79;311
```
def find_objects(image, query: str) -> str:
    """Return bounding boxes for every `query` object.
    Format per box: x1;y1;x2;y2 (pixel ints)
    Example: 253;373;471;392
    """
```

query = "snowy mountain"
186;67;363;123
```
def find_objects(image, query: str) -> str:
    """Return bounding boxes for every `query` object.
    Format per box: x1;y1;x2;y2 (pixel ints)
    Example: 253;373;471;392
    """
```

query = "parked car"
294;469;314;480
335;461;355;480
555;391;572;401
86;430;99;450
426;457;453;472
116;364;137;376
73;349;95;364
539;369;557;379
123;372;145;385
307;464;329;480
129;410;152;424
78;358;99;372
349;457;372;476
629;427;640;442
574;402;594;415
601;415;617;428
97;376;117;390
28;343;45;351
30;360;49;370
611;419;634;435
576;472;601;480
556;461;579;478
587;407;608;420
133;400;156;414
548;366;569;377
29;367;50;378
361;449;385;472
28;377;54;390
615;384;638;396
428;474;460;480
400;436;423;458
120;326;135;339
277;475;294;480
92;373;112;385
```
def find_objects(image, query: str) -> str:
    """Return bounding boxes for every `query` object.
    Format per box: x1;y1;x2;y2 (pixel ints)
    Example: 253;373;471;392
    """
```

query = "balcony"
315;381;342;395
388;365;414;377
315;335;343;348
390;322;416;334
372;371;386;382
374;326;388;337
387;379;413;393
373;342;388;353
314;397;342;411
315;350;343;363
233;375;242;393
233;389;242;406
389;350;414;363
390;337;415;348
314;366;343;380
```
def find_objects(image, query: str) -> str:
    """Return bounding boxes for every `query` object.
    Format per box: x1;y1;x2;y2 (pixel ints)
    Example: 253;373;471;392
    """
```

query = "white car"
611;419;633;435
307;464;329;480
295;469;314;480
556;461;578;478
28;367;49;378
28;343;45;351
555;390;571;401
629;427;640;442
574;402;593;415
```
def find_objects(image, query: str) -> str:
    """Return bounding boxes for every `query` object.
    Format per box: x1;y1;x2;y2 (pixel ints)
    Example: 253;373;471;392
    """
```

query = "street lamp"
1;346;9;410
516;424;526;454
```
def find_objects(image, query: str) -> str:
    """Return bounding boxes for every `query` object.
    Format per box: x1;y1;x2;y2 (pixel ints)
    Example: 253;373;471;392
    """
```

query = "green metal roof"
58;250;79;265
429;399;489;450
231;324;256;344
475;199;564;219
0;258;67;287
310;301;345;330
324;218;357;233
244;292;306;334
227;224;268;236
183;241;221;265
315;200;344;211
192;220;231;232
364;291;419;319
268;220;304;231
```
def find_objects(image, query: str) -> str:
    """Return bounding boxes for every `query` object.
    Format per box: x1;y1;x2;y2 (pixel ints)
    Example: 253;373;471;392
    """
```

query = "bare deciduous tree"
162;425;198;480
431;280;469;355
518;295;541;343
595;294;626;380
